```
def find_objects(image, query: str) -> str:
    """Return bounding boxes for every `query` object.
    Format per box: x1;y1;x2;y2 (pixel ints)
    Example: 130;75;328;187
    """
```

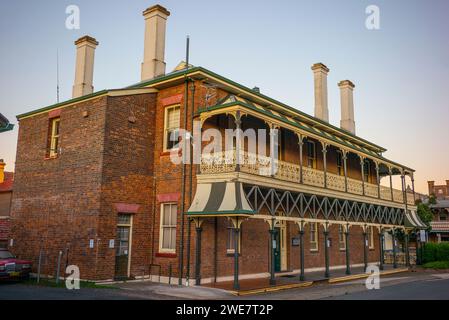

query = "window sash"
164;106;180;151
307;141;316;169
310;223;318;251
160;203;177;252
49;118;60;157
226;226;241;254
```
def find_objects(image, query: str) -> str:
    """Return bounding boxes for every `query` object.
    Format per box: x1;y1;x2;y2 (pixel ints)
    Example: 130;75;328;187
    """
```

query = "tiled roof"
430;221;449;233
0;172;14;192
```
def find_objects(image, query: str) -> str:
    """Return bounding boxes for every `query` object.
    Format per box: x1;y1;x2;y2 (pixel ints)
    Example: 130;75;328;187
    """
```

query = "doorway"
274;220;288;272
114;214;133;280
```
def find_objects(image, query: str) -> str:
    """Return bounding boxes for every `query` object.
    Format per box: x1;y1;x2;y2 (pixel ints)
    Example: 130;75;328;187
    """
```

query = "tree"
417;202;433;230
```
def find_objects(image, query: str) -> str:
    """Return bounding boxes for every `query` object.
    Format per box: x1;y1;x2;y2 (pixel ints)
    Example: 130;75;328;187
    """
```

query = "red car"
0;248;32;280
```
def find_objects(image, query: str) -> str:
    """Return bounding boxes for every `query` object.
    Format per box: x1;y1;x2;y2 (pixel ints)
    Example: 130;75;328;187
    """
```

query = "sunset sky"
0;0;448;194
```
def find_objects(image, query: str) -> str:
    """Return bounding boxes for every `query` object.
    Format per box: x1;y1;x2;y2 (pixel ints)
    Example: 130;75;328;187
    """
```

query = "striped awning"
187;181;255;216
404;210;427;229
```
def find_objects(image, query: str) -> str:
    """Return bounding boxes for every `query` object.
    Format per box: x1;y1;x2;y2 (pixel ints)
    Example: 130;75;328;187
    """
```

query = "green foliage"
428;194;437;205
421;242;449;263
422;261;449;269
417;202;433;229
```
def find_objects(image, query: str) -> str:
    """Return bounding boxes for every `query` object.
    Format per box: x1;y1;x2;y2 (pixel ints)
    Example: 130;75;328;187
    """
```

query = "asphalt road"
1;272;448;300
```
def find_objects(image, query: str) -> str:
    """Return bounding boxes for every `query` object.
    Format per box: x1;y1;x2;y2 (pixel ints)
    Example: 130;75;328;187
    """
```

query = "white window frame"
163;105;181;152
226;222;241;254
49;117;60;157
159;202;178;253
310;222;318;252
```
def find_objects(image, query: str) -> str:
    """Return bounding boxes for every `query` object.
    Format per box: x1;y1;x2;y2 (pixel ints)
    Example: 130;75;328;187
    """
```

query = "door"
115;214;132;280
274;228;281;272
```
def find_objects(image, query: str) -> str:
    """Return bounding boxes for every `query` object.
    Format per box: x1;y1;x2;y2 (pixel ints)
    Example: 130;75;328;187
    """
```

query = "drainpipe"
185;80;195;284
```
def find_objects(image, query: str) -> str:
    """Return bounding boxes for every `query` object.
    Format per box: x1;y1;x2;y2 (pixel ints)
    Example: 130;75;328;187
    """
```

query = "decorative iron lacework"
244;185;405;226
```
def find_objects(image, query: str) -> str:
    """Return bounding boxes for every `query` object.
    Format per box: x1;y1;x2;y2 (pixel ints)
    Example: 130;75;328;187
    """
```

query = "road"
0;271;448;300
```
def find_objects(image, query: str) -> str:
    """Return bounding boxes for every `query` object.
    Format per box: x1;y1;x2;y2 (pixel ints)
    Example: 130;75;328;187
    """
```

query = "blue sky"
0;0;448;193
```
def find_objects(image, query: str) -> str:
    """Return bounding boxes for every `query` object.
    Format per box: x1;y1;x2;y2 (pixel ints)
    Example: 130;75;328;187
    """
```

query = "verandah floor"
202;264;408;294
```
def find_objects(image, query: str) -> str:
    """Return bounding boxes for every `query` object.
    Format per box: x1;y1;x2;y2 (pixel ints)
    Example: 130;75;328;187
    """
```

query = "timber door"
274;228;281;272
114;214;132;280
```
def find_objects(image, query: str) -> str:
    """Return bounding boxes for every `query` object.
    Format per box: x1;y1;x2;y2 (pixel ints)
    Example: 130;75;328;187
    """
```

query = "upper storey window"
363;159;371;183
336;151;343;176
48;117;60;158
163;105;180;151
306;141;316;169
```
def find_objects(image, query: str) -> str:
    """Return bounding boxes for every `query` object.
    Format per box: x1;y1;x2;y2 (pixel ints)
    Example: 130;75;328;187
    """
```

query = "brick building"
428;200;449;243
10;4;426;286
428;180;449;200
0;160;13;248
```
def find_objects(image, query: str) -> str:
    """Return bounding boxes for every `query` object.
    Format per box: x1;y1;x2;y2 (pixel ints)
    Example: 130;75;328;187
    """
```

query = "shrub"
421;242;449;263
422;261;449;269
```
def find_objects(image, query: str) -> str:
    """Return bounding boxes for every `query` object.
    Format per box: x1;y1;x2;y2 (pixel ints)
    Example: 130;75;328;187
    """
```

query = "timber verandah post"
193;218;204;285
230;217;243;291
342;150;348;193
359;156;366;196
378;227;384;270
375;162;381;199
363;225;368;270
296;220;306;281
321;142;328;189
269;218;276;285
323;222;330;278
392;228;398;269
297;133;305;184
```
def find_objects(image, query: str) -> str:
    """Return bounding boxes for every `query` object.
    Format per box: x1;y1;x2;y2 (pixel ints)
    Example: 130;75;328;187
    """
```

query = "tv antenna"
56;49;60;103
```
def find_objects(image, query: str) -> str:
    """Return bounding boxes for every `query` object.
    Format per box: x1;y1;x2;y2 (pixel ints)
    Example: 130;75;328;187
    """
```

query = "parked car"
0;248;32;280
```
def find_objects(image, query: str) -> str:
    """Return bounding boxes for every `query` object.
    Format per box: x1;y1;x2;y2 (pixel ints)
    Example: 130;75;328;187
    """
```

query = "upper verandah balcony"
196;95;417;208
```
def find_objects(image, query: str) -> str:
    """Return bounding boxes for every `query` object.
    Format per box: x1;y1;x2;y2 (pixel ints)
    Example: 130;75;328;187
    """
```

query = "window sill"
155;252;177;258
226;252;241;257
44;155;59;160
160;149;180;157
310;249;319;253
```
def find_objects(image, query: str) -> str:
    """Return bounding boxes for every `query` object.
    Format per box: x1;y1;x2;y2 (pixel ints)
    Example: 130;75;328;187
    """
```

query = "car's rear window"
0;251;14;259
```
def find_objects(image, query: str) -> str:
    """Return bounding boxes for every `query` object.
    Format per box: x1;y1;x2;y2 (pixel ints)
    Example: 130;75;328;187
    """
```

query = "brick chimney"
0;159;5;183
311;63;329;122
338;80;356;134
428;181;435;195
141;4;170;81
72;35;99;98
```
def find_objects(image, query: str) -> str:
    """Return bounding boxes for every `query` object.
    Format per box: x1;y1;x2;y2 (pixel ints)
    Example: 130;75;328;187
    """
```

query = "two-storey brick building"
9;4;425;287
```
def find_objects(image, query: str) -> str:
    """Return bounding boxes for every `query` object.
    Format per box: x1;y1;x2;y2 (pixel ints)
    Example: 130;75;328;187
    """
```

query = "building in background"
428;180;449;200
0;113;14;133
0;160;13;248
429;200;449;243
9;4;426;286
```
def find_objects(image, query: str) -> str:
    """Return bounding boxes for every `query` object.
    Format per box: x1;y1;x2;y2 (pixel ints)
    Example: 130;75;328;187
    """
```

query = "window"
48;117;60;157
363;159;370;183
226;221;241;254
440;213;447;221
310;222;318;251
163;106;180;151
159;203;177;253
116;214;132;256
336;151;343;176
367;226;374;249
306;141;316;169
338;225;346;250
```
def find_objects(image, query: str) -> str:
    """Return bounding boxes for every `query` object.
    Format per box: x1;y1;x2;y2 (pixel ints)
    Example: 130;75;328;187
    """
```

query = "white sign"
420;230;427;242
89;239;94;248
109;239;115;248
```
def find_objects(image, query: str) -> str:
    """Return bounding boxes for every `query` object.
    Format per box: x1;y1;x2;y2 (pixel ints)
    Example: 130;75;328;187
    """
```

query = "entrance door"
274;221;288;272
274;228;281;272
115;214;132;280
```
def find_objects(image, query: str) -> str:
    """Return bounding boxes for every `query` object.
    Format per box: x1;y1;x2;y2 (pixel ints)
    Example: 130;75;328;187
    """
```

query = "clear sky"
0;0;448;194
